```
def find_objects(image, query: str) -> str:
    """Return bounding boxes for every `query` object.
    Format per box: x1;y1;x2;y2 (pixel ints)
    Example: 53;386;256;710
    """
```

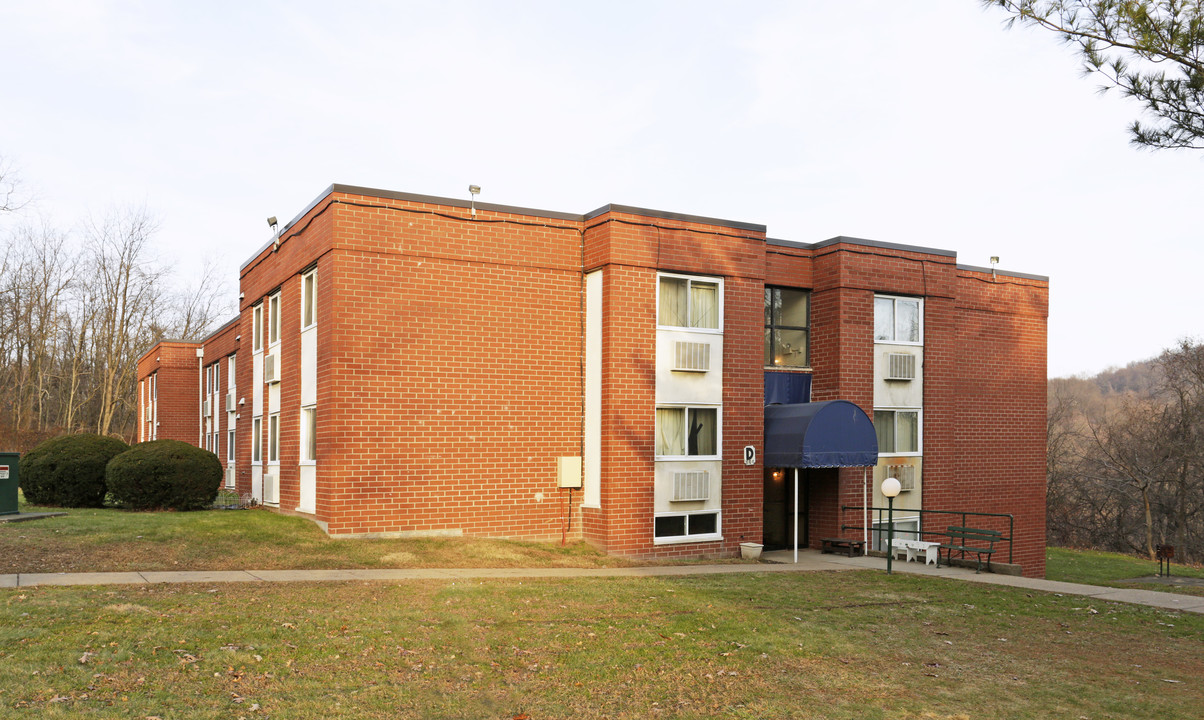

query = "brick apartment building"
137;184;1049;576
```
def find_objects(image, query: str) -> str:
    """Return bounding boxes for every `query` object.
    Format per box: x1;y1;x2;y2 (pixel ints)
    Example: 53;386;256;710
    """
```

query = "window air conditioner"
885;353;916;381
226;392;236;412
672;341;711;372
202;400;211;417
264;354;280;384
672;470;710;502
885;464;916;492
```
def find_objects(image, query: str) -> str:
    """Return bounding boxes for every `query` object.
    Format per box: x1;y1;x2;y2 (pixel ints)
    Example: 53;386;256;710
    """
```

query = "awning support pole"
863;468;868;553
793;468;799;564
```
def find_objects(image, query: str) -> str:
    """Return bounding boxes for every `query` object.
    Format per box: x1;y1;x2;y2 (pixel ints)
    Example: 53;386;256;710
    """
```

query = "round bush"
20;433;130;507
106;440;223;511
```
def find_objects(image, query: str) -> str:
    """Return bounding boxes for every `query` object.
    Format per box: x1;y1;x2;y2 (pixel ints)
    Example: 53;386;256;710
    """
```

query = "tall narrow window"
253;305;264;352
301;406;317;462
268;413;280;463
658;275;720;330
227;430;235;462
269;293;281;346
302;270;316;329
764;287;810;367
252;417;262;463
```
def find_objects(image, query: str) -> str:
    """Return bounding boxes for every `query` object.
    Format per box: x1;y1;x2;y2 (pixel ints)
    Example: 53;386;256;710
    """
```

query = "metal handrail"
841;505;1014;564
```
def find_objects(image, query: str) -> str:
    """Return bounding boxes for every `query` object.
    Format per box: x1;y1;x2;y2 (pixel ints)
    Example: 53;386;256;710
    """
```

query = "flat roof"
241;184;1046;281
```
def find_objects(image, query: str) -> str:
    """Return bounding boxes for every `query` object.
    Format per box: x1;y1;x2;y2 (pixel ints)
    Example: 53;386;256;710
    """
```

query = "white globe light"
881;477;901;498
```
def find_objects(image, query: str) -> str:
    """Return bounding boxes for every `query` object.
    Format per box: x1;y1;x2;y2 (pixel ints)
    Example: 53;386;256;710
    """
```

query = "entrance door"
762;468;808;550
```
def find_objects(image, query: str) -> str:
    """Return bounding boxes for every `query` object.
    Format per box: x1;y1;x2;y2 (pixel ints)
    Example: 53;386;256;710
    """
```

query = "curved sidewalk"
3;550;1202;615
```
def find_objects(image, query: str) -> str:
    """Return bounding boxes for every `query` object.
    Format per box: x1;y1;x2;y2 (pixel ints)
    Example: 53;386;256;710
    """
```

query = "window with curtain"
658;275;720;330
874;409;920;454
656;407;718;457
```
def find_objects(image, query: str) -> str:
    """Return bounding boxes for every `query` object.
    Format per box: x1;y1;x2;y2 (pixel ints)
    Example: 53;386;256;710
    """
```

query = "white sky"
2;0;1200;378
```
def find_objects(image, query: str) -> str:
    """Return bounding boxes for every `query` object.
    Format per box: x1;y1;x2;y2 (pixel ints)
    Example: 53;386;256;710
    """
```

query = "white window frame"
251;416;262;465
653;510;722;544
268;412;280;464
253;304;264;352
227;429;236;463
268;293;281;347
874;408;922;457
654;405;721;460
301;269;317;330
656;273;723;333
874;294;923;345
300;405;317;464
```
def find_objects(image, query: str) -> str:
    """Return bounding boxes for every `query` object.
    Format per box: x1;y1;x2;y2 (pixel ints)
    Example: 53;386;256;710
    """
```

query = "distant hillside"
1087;358;1161;396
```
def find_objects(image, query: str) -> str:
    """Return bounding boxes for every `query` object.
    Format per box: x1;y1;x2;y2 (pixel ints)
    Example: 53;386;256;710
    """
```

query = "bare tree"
83;207;166;436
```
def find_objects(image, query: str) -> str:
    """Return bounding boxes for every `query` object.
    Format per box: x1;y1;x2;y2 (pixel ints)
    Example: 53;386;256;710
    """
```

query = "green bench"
938;526;1002;573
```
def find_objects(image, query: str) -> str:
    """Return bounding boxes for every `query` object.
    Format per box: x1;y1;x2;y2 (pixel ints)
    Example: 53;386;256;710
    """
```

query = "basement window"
654;511;721;542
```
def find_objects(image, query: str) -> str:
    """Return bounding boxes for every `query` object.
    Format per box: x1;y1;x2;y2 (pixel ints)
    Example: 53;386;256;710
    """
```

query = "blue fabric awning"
763;400;878;468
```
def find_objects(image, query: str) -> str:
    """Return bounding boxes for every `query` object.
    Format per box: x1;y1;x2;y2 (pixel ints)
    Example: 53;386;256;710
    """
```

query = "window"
228;354;236;385
302;270;316;329
764;287;810;367
227;430;235;462
875;295;922;344
269;293;281;346
656;407;718;457
874;410;920;454
658;275;720;330
300;406;317;462
654;511;720;540
252;417;262;463
253;305;263;352
268;413;280;463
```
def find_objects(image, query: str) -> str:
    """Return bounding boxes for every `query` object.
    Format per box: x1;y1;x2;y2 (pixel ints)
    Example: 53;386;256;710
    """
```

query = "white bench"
889;539;941;566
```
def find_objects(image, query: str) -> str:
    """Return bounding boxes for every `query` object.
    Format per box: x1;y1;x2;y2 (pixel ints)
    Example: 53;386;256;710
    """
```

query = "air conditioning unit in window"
885;464;916;492
202;400;211;417
672;470;710;502
226;392;236;412
672;341;711;372
885;353;916;381
264;354;280;384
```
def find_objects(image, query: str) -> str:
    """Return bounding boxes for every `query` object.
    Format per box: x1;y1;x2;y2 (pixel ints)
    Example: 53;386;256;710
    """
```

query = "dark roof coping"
583;203;766;233
957;264;1048;282
199;314;242;345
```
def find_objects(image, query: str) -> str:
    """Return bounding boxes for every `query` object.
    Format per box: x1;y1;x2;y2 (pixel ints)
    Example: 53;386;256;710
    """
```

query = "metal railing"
841;505;1014;564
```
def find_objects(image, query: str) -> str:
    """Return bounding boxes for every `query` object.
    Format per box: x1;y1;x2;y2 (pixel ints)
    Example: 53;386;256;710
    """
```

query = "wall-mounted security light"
469;185;480;217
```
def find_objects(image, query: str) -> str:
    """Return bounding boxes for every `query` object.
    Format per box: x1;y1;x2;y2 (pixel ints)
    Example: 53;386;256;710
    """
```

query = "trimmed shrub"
20;433;130;507
106;440;223;511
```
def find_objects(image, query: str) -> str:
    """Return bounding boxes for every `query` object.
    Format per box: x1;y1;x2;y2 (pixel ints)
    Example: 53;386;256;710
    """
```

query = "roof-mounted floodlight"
469;185;480;217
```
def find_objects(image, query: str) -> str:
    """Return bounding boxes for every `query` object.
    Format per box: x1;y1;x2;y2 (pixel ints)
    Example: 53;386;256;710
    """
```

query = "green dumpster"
0;451;17;515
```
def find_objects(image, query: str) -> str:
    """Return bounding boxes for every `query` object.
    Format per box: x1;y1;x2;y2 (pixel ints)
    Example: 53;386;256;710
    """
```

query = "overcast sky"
2;1;1200;378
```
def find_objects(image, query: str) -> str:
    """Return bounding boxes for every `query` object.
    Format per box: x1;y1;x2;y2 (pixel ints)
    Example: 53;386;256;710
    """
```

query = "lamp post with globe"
882;477;901;575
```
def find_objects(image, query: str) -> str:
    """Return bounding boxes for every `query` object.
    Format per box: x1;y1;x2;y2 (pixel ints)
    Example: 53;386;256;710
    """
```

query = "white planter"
740;542;763;560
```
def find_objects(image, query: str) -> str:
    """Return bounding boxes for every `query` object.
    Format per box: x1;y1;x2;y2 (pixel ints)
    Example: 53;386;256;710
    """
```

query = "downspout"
793;467;799;564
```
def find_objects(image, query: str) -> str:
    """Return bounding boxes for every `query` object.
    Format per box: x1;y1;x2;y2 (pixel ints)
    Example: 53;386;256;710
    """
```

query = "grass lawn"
1;496;635;573
1047;547;1204;597
3;571;1202;718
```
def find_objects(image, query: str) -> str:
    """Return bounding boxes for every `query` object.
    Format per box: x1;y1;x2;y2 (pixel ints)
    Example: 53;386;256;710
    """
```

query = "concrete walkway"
4;549;1203;615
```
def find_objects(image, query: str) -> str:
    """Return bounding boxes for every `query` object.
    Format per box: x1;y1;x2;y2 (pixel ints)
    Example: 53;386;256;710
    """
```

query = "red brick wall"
137;342;200;444
150;187;1049;574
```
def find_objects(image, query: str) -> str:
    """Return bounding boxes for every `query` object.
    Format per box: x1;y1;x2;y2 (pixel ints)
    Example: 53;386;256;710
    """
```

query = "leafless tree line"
1;162;227;449
1048;341;1204;562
